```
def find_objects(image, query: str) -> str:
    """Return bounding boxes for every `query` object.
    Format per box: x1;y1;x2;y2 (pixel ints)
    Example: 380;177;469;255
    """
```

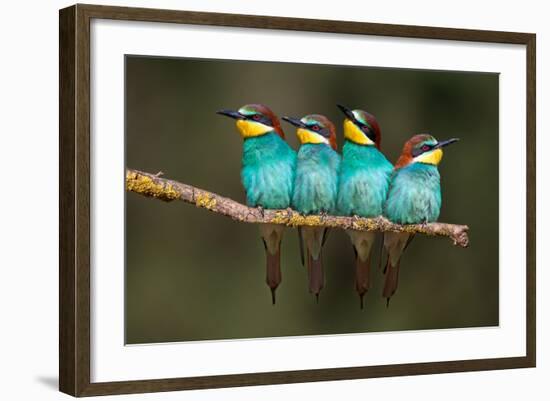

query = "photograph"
54;3;536;397
124;55;498;344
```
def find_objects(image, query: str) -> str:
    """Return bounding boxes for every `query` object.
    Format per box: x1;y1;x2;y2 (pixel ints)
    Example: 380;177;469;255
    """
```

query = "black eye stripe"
412;144;434;157
247;114;272;126
359;123;376;142
307;124;330;138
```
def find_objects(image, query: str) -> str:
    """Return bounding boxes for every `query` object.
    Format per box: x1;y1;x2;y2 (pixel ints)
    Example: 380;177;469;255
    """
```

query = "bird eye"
312;125;320;131
252;115;261;121
421;145;431;151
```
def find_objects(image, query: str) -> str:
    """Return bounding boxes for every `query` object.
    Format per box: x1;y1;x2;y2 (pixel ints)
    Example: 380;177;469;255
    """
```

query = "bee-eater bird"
335;104;393;308
217;104;297;304
383;134;459;305
282;114;340;301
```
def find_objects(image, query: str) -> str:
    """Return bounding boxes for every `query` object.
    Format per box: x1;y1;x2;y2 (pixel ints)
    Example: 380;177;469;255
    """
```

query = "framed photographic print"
59;3;536;397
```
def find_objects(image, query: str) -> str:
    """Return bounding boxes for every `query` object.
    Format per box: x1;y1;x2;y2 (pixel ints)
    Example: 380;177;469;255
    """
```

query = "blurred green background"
125;55;499;344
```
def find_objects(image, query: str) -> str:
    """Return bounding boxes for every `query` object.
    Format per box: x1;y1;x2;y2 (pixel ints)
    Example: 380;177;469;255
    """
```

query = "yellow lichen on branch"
195;192;217;210
125;168;470;248
271;211;323;227
126;170;180;201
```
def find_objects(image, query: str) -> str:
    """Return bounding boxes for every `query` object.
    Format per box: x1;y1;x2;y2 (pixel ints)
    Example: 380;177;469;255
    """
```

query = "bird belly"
384;165;441;224
292;170;338;215
241;159;294;209
292;145;339;215
337;142;393;217
337;170;389;217
241;133;296;209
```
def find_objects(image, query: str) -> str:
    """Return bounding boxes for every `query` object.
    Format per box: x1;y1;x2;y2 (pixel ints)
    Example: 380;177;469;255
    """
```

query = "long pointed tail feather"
265;246;281;305
382;232;411;306
301;227;326;301
355;251;371;309
347;230;376;308
307;251;324;301
382;258;400;306
259;224;285;304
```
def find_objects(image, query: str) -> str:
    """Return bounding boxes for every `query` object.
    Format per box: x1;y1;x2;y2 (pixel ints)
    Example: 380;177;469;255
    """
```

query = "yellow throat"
414;148;443;165
296;128;328;145
236;120;273;138
343;119;373;145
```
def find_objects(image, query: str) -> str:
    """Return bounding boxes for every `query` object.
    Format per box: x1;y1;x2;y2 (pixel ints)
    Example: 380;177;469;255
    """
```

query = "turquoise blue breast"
291;143;341;215
241;132;297;209
336;141;393;217
384;163;442;224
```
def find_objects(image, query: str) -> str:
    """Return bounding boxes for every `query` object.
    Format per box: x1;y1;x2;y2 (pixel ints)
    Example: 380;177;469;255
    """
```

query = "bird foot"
286;207;294;219
257;205;265;218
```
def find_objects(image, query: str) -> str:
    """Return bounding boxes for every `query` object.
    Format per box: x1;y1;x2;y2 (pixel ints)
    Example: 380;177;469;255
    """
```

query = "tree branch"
126;168;470;248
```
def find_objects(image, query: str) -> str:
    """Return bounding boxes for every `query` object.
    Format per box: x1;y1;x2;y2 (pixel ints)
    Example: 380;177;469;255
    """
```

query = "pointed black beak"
282;116;306;128
434;138;460;149
216;109;244;120
337;104;356;121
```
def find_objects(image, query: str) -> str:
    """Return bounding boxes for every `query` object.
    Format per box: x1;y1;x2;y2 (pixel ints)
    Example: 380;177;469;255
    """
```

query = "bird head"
337;104;381;149
394;134;459;169
282;114;337;150
217;104;285;139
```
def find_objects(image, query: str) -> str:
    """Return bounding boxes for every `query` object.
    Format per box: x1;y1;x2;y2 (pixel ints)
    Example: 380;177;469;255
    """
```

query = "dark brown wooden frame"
59;3;536;397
